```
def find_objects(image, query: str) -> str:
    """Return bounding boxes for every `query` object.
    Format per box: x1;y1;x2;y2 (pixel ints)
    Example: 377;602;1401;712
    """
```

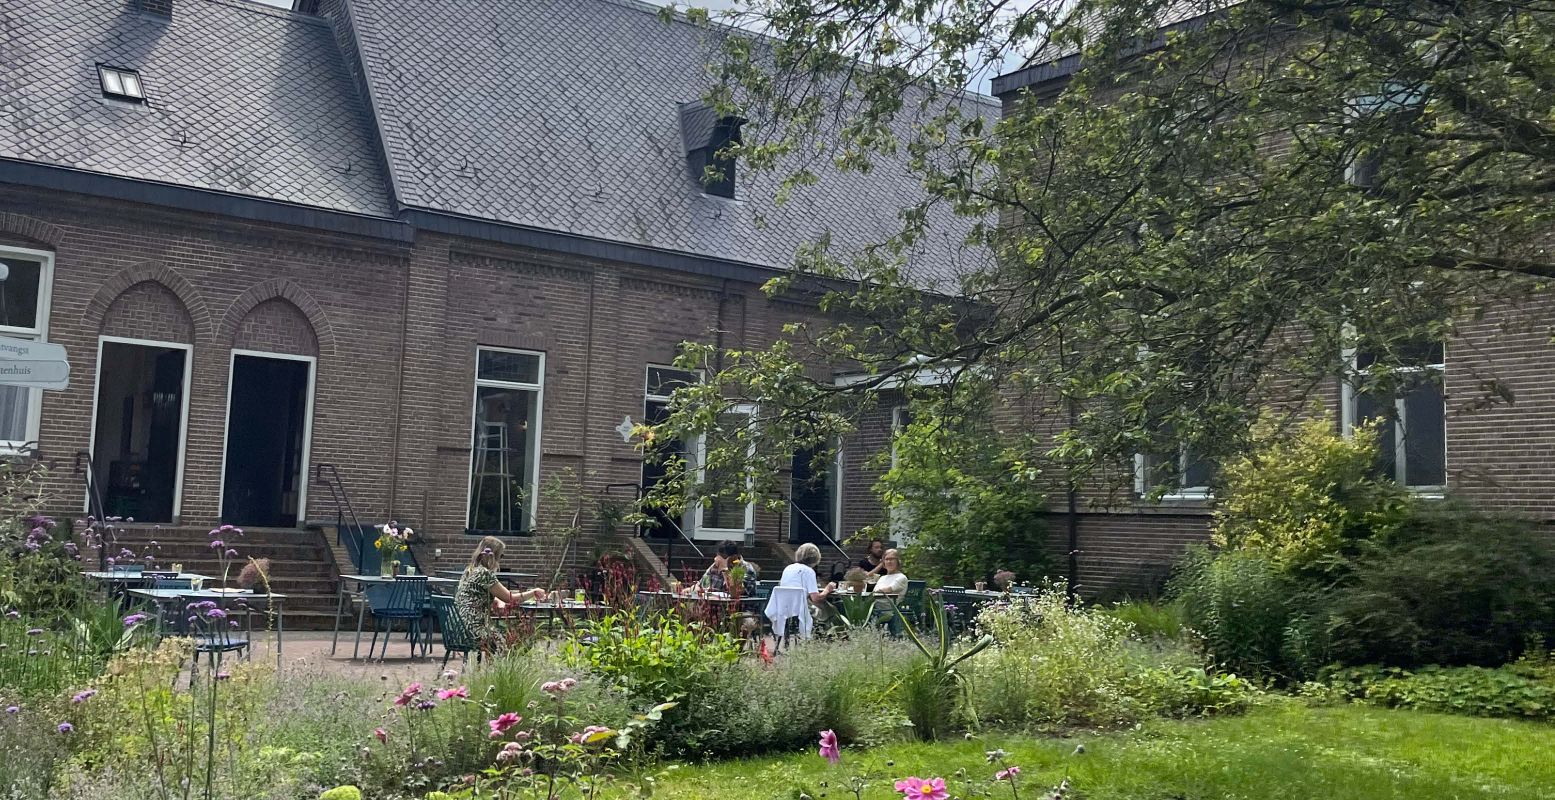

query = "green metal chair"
429;595;477;668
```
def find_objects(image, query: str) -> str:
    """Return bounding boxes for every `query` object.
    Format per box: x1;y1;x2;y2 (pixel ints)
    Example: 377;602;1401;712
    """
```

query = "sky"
247;0;1015;93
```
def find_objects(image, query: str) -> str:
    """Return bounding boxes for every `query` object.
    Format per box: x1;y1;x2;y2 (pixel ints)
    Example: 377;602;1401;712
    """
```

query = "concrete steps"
90;525;344;628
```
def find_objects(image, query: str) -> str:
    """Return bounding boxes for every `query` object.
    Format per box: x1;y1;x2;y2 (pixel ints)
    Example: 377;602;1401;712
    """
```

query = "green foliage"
319;788;362;800
879;404;1050;586
1324;665;1555;720
1212;418;1409;571
666;630;917;758
1128;667;1257;719
1322;506;1555;668
671;0;1555;497
562;612;739;702
1104;600;1184;642
967;586;1227;728
891;594;993;740
1169;548;1323;681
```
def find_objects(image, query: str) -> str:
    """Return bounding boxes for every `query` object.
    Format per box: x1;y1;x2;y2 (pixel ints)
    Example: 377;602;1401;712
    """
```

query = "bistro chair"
428;595;477;669
764;585;811;653
902;580;928;627
365;576;430;660
190;613;250;666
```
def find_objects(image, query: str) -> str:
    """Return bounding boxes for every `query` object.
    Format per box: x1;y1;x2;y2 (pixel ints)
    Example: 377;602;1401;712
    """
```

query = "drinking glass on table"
974;581;987;592
190;577;204;591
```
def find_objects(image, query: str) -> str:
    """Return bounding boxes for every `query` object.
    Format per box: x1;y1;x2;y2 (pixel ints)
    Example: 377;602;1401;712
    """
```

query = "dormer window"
98;66;145;103
679;102;744;199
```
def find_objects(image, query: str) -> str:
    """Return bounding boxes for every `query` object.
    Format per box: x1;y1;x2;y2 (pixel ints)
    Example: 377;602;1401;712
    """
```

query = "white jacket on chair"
765;585;813;640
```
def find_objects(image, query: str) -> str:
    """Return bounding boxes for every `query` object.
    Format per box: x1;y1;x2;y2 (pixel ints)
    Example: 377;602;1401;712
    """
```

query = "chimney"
137;0;172;17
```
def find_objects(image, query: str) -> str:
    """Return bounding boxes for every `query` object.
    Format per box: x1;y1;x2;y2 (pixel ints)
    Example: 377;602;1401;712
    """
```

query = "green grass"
624;702;1555;799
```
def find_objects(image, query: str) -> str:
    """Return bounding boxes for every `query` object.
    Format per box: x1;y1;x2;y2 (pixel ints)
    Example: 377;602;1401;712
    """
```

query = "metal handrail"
603;481;705;567
789;500;850;562
314;463;368;572
73;449;113;571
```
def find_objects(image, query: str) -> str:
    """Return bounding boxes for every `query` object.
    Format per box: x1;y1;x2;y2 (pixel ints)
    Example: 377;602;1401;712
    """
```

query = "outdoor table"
124;588;287;667
332;574;459;659
518;600;611;633
83;570;214;603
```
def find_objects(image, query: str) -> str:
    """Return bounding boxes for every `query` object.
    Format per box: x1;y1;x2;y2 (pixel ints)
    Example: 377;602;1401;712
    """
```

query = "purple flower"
3;610;18;619
818;729;840;765
4;706;18;714
56;722;73;734
123;613;149;627
374;727;388;744
995;766;1021;781
71;690;96;704
413;700;437;711
205;608;228;620
25;628;42;636
209;540;224;549
215;671;231;681
225;549;238;558
487;712;522;737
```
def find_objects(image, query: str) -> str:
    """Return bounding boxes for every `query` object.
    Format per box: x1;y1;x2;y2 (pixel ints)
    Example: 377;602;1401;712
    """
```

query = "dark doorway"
789;447;835;545
222;354;312;527
91;340;188;523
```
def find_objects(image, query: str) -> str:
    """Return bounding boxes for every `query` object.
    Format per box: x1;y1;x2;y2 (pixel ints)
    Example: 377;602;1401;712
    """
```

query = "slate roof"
0;0;393;216
338;0;995;287
2;0;991;287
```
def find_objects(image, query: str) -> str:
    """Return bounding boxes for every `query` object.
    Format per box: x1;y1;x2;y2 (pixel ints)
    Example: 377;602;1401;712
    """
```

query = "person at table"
699;540;758;596
778;542;837;625
856;538;887;577
870;548;910;634
455;536;546;650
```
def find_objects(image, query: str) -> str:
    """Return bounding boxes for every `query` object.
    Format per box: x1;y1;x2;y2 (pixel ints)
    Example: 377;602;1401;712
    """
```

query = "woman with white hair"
764;542;837;646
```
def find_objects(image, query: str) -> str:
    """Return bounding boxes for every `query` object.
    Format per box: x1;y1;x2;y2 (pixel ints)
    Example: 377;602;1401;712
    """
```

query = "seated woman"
869;548;910;634
454;536;546;652
698;540;758;596
766;542;837;641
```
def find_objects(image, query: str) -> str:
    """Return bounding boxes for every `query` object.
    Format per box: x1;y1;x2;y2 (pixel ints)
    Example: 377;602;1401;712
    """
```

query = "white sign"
0;336;69;390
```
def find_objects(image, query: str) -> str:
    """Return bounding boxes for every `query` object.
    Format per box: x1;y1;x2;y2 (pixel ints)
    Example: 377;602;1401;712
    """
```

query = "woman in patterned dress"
455;536;545;650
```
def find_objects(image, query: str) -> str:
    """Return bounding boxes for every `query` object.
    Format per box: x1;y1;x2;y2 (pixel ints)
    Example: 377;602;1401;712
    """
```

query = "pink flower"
393;682;423;706
894;777;949;800
818;729;840;765
436;686;469;700
374;727;388;744
488;712;522;738
996;766;1021;781
541;678;576;696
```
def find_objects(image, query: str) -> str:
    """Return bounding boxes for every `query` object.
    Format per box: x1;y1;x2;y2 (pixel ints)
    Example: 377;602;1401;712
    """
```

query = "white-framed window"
888;404;917;544
1135;449;1215;500
640;364;700;540
1342;339;1446;491
0;245;54;452
691;402;756;540
467;347;544;534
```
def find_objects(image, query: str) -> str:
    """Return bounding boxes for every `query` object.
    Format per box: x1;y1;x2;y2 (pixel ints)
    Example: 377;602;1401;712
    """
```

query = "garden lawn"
626;702;1555;799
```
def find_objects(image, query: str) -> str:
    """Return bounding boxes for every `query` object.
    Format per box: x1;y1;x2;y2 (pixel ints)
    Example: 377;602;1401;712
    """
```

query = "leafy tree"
640;0;1555;508
876;399;1051;585
1212;416;1409;572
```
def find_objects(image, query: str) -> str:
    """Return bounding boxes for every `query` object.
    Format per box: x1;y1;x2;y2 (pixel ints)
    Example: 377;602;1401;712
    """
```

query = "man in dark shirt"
856;538;887;576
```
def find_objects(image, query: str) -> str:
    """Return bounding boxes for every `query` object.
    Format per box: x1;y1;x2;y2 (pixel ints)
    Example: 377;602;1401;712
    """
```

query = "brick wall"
0;186;894;584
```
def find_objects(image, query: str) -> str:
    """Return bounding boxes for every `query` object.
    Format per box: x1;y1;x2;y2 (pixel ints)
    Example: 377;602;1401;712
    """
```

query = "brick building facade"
1;0;986;591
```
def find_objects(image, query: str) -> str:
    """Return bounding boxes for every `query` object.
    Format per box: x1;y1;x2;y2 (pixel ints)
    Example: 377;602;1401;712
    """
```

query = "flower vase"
379;556;394;577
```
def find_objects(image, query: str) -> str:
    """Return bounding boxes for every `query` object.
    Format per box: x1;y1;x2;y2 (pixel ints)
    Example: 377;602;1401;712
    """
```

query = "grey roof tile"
0;0;393;217
342;0;993;287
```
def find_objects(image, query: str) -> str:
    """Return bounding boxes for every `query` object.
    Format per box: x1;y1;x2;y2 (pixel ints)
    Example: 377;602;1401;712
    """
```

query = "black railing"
790;500;851;563
604;481;704;579
72;448;113;571
314;463;372;573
